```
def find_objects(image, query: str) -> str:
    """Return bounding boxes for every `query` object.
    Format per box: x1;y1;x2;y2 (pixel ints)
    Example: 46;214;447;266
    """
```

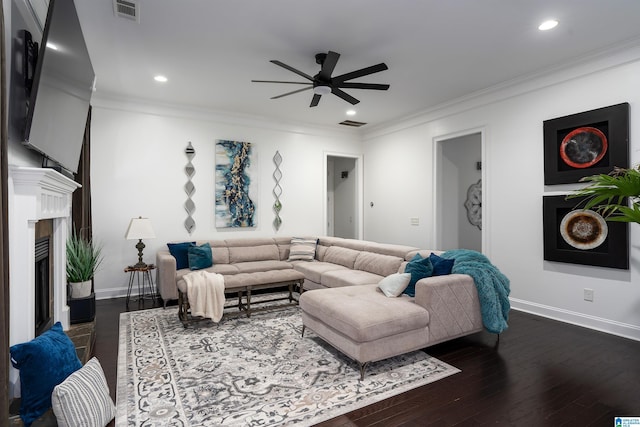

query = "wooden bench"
177;269;305;327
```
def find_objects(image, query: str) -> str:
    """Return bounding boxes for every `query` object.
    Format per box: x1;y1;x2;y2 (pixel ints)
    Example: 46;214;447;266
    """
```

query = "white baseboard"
95;287;129;300
510;298;640;342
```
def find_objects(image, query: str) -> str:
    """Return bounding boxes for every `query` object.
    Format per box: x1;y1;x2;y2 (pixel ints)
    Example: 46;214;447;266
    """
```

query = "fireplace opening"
34;220;54;337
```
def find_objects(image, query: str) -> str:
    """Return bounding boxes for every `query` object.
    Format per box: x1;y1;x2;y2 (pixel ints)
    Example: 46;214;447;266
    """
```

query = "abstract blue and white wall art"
215;140;257;228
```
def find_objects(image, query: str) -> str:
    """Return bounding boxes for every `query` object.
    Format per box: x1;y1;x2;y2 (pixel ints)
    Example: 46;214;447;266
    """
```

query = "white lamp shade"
125;217;156;240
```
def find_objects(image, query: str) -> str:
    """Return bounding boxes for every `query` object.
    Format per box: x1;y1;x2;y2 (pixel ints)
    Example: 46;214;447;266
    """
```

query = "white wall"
363;48;640;340
90;99;362;298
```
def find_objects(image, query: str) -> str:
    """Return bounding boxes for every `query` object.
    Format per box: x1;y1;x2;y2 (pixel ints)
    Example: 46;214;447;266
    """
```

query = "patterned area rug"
116;304;460;426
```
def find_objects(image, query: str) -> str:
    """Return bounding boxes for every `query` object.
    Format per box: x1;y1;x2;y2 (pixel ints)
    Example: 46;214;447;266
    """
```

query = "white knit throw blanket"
183;271;226;322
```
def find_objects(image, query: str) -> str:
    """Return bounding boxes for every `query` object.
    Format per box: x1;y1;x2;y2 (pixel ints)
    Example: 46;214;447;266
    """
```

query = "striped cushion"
287;237;318;261
51;357;115;427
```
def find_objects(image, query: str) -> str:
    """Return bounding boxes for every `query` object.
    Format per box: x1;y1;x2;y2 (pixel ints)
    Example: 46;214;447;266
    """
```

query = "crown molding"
90;93;359;139
363;37;640;140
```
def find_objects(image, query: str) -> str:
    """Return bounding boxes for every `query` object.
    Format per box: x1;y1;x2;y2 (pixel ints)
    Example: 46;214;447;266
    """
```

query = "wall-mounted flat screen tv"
23;0;95;174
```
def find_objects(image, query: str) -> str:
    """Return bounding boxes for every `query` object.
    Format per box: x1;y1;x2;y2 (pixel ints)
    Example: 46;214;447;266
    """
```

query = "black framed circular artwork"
559;209;608;250
559;126;607;169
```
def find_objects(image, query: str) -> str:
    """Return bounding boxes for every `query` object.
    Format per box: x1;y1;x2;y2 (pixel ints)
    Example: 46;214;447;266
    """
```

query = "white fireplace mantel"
8;166;81;396
9;165;81;340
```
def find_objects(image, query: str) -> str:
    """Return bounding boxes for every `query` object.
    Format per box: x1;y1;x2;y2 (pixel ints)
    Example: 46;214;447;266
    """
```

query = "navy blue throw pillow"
403;253;434;297
188;243;214;270
429;253;455;276
167;242;195;270
10;322;82;426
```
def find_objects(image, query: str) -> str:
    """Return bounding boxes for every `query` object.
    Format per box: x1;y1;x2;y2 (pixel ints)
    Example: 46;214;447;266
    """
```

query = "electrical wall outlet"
584;288;594;302
410;217;419;226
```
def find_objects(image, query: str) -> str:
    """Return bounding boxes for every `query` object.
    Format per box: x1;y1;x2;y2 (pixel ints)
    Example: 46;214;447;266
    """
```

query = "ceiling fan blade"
270;86;313;99
331;88;360;105
337;82;390;90
333;63;388;83
270;60;314;81
310;94;321;107
318;51;340;80
251;80;313;85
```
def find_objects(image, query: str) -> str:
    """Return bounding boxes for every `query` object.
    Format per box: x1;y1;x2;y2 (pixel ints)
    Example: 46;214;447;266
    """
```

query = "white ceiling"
73;0;640;130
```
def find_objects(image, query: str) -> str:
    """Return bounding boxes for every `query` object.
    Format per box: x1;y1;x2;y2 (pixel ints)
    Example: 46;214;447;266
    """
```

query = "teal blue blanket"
440;249;510;334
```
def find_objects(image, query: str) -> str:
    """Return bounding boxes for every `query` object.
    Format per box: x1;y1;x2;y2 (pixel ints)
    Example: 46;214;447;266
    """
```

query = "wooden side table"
125;264;156;307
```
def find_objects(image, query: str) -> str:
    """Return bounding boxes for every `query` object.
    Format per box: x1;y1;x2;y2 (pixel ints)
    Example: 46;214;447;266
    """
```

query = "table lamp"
125;216;156;268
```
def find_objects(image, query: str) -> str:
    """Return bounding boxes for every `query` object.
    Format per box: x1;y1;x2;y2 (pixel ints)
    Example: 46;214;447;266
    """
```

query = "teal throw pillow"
167;242;195;270
429;253;455;276
188;243;214;270
10;322;82;426
403;253;433;297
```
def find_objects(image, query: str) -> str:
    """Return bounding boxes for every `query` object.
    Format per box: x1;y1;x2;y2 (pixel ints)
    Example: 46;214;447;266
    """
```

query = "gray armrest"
414;274;483;344
156;250;178;303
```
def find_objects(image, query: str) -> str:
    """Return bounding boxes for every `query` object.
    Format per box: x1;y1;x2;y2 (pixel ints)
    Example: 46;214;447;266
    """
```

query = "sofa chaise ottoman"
299;273;484;379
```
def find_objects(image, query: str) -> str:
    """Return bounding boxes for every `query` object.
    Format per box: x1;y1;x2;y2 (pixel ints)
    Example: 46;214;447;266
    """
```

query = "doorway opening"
433;130;485;252
324;153;363;239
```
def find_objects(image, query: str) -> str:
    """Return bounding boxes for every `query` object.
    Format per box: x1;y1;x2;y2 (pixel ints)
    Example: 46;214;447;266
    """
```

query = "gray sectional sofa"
157;236;429;303
156;235;485;377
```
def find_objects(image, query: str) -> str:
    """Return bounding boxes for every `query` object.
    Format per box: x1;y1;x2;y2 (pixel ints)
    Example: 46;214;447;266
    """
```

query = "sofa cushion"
177;263;238;279
317;236;366;251
378;272;411;297
323;246;360;269
228;244;280;264
293;261;348;283
201;240;230;264
315;245;328;261
300;285;429;343
274;236;294;260
234;260;293;274
287;237;318;261
354;251;403;277
167;242;195;270
321;269;382;288
188;243;213;270
362;242;420;258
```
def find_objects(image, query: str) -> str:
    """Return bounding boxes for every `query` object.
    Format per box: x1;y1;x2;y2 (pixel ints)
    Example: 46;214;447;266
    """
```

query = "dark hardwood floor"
95;298;640;426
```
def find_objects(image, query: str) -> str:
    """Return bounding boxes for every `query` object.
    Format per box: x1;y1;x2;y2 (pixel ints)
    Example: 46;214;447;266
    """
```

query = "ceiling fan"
252;51;389;107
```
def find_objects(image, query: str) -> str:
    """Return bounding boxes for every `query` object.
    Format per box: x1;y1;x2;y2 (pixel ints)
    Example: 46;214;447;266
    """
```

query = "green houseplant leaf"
567;166;640;224
66;229;104;283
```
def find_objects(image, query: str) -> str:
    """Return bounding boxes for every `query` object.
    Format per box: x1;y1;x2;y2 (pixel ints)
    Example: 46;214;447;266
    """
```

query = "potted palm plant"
568;165;640;224
66;229;103;299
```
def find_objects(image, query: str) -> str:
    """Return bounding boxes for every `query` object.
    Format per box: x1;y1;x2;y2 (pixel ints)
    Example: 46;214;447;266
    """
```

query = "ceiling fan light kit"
313;85;332;95
252;50;389;107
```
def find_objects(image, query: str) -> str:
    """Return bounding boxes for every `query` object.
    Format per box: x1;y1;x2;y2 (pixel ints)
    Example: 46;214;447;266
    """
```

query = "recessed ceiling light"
538;19;558;31
346;110;356;116
154;75;168;83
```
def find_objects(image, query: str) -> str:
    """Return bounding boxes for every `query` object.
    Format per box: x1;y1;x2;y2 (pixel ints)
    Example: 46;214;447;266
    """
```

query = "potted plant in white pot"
66;229;103;299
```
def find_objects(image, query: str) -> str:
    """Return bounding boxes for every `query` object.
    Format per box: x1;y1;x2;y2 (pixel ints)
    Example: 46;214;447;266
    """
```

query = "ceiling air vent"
113;0;140;22
339;120;367;127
